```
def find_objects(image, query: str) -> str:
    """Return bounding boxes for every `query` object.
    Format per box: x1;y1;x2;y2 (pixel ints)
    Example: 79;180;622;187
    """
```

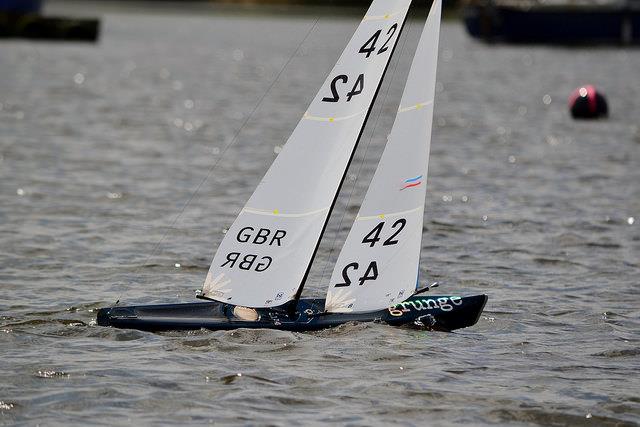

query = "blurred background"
1;0;638;426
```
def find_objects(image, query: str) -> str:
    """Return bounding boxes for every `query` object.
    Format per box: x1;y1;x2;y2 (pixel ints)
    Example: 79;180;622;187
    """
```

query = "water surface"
1;3;639;426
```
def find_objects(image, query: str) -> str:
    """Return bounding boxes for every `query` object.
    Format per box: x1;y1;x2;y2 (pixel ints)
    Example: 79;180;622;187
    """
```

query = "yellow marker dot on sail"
273;209;279;215
329;117;335;122
379;214;385;219
416;103;423;109
384;14;390;19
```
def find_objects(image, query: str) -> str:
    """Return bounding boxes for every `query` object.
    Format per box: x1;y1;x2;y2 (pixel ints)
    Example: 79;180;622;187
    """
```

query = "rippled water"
1;3;639;426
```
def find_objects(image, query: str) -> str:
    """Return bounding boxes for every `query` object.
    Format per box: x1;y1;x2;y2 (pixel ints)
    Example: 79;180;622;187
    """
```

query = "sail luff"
325;0;442;313
201;0;413;308
294;9;413;305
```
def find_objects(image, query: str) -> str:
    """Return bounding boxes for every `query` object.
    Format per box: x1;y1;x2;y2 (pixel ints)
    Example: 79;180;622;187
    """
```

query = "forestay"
201;0;412;308
325;0;441;313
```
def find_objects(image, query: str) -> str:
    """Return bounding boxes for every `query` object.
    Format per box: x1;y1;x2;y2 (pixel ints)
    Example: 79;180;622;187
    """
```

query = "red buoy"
568;85;608;119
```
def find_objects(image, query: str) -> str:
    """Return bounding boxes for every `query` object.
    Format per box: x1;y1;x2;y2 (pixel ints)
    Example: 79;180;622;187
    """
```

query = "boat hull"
96;294;487;332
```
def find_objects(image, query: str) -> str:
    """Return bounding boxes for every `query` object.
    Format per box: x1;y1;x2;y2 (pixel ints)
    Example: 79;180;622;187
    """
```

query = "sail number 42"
359;24;398;58
321;23;398;104
322;74;364;103
335;261;378;287
334;219;406;287
362;218;406;247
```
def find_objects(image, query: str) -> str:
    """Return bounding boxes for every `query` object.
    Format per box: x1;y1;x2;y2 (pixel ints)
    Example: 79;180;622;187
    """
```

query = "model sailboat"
97;0;487;332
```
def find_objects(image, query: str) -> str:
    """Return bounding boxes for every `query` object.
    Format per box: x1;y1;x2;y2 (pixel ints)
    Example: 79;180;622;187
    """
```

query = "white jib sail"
201;0;412;308
325;0;441;313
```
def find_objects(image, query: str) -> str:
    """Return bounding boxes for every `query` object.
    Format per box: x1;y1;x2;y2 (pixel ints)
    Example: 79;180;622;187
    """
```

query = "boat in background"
0;0;99;41
0;0;42;14
463;0;640;44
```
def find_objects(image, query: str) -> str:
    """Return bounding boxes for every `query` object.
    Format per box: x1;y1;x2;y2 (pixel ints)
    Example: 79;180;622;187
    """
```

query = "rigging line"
318;9;416;288
114;18;320;305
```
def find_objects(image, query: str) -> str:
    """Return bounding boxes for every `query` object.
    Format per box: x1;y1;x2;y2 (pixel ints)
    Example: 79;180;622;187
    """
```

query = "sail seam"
356;206;423;221
363;10;404;21
303;109;367;122
398;100;433;113
242;207;329;218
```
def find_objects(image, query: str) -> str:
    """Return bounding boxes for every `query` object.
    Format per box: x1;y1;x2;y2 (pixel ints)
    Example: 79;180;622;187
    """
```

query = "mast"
292;6;412;309
325;0;442;313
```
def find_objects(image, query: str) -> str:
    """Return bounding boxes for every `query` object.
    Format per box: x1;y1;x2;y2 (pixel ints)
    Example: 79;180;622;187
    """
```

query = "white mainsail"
325;0;441;313
202;0;412;308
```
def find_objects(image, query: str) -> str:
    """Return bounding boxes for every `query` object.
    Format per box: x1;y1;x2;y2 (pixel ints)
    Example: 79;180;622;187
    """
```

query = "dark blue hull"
97;294;487;333
464;4;640;44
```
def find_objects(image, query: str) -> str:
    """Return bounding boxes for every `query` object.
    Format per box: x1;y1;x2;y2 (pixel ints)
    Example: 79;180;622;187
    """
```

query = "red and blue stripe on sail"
401;175;422;190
